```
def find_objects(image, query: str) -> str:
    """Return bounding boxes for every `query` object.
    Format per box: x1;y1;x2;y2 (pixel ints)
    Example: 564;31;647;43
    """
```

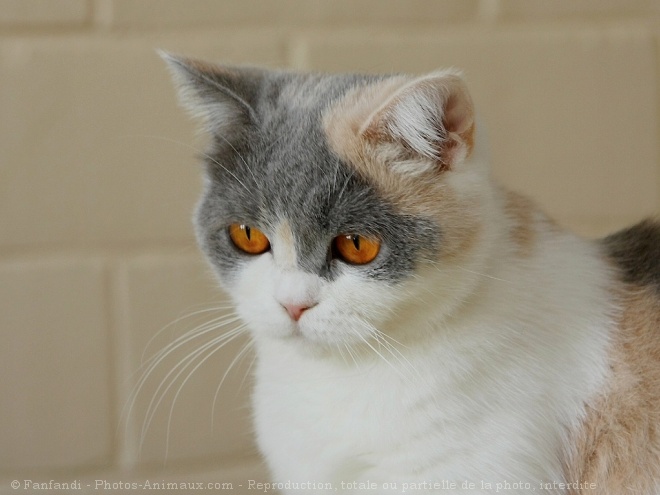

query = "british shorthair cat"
162;53;660;494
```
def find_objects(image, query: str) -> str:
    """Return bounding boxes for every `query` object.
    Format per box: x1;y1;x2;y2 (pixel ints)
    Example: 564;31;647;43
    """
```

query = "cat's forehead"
235;73;386;227
259;71;378;113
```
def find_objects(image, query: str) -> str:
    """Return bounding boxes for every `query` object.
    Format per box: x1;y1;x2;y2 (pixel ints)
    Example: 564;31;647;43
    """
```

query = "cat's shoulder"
601;218;660;293
564;221;660;493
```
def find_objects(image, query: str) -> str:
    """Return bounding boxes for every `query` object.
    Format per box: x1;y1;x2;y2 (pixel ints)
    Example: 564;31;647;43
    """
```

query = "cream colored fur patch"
565;285;660;494
272;219;297;269
322;78;480;260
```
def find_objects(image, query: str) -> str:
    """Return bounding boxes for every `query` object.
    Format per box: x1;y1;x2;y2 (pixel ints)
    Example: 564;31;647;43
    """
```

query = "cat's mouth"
287;320;304;339
281;313;364;348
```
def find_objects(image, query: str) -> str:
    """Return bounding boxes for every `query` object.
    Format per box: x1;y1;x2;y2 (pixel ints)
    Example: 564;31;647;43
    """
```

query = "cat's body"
163;54;660;494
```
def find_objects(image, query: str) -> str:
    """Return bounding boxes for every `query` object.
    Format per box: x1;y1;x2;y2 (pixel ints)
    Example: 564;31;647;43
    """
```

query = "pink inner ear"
442;86;476;165
444;91;473;136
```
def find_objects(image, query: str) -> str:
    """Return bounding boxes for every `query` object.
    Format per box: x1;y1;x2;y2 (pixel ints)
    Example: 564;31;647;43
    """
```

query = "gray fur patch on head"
169;57;440;283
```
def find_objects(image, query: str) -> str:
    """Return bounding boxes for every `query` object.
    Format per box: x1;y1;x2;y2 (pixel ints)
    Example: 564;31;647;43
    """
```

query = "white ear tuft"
361;70;475;172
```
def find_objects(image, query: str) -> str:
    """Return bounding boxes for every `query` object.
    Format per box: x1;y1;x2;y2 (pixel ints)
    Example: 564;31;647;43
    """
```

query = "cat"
161;52;660;494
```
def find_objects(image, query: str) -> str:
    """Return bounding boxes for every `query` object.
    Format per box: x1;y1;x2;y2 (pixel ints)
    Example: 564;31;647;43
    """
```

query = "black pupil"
244;225;251;240
352;235;360;250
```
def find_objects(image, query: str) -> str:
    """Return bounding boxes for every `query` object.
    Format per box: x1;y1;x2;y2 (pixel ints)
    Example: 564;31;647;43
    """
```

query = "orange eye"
333;234;381;265
228;224;270;255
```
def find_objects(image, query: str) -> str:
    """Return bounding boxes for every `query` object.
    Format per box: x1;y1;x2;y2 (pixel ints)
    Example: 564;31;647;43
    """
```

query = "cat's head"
163;53;496;351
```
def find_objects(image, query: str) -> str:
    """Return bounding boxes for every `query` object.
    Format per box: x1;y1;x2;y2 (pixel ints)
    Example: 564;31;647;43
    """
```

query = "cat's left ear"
360;70;475;172
160;51;261;142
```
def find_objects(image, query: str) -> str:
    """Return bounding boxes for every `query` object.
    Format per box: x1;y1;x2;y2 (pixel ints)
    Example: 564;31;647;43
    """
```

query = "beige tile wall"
1;0;659;493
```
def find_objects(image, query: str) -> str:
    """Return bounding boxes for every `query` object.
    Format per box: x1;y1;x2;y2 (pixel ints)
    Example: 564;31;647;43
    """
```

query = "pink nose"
282;304;310;322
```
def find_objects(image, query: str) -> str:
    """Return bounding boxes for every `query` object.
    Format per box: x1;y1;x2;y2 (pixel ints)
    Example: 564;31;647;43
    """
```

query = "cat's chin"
257;322;351;348
279;331;336;356
249;315;377;356
251;327;344;361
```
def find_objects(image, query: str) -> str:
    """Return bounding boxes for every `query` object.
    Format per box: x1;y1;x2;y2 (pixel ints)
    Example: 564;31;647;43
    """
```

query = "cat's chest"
255;346;419;443
251;342;444;470
249;321;591;487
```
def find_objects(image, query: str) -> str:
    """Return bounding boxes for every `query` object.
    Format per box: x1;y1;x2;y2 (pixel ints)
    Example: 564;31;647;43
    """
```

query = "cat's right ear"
159;51;259;140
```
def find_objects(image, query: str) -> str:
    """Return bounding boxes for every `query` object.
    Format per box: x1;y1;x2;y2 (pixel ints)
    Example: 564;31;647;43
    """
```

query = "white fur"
227;139;615;494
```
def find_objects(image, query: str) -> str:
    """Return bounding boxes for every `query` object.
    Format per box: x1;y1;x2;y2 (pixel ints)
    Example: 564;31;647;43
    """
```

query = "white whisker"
238;350;258;394
423;257;513;285
140;305;234;364
214;133;260;190
343;341;361;369
456;265;512;284
335;170;354;205
335;343;349;367
348;326;408;381
120;313;241;442
138;326;245;454
163;324;249;459
211;337;254;430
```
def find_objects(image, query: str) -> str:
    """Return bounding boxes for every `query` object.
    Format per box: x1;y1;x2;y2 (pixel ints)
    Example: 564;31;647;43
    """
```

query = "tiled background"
1;1;659;493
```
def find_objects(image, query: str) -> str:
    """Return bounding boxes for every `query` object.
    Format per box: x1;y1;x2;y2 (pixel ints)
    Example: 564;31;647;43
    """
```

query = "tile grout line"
108;258;139;472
